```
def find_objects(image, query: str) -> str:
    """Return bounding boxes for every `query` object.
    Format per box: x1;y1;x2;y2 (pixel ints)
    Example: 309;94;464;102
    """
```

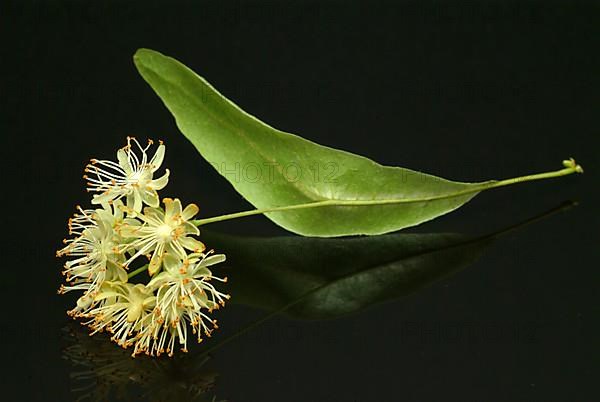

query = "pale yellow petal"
127;303;142;322
166;240;186;260
149;144;165;173
164;198;182;220
181;203;199;221
202;254;226;267
117;148;133;174
141;188;160;208
130;190;142;213
179;236;206;253
92;191;117;205
112;199;125;220
182;222;200;236
162;253;180;273
149;169;169;190
148;251;163;276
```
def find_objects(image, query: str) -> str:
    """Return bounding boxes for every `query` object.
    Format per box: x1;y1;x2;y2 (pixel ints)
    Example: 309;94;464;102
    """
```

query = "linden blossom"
119;198;206;275
134;252;229;356
84;136;169;213
57;138;229;357
57;202;128;304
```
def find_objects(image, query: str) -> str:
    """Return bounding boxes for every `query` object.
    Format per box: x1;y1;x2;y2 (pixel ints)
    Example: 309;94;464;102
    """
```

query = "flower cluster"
57;137;229;356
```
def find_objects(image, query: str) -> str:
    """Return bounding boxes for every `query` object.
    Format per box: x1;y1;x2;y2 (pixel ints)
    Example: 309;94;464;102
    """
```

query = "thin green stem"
192;159;583;227
127;264;148;279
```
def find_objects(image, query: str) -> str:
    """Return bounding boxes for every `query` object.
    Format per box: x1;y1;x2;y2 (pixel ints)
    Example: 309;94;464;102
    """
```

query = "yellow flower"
142;252;229;356
57;203;127;309
121;198;206;275
58;138;230;358
85;281;156;349
85;137;169;212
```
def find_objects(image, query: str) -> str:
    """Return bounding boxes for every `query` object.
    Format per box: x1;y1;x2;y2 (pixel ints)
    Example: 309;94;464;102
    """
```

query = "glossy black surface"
2;1;598;401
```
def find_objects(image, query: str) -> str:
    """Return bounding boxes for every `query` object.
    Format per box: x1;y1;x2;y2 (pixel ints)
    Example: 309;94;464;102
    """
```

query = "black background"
2;1;598;401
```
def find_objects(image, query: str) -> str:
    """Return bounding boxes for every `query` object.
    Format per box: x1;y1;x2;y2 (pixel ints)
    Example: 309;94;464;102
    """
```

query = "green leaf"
134;48;582;237
202;202;572;319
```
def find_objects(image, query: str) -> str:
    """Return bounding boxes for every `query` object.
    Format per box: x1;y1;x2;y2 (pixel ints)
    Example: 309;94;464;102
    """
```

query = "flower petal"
75;294;94;310
181;203;199;221
148;251;163;276
126;192;136;211
162;253;180;273
149;144;165;173
149;169;169;190
182;222;200;236
131;190;143;213
141;188;160;208
193;266;212;278
115;266;128;282
141;206;164;224
92;191;118;205
164;198;182;221
117;148;133;174
119;221;142;237
112;199;125;220
179;236;206;253
127;303;143;322
202;254;226;267
147;271;169;289
166;240;186;260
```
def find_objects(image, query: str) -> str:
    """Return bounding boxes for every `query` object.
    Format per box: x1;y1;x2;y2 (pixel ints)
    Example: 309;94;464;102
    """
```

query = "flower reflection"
61;323;226;401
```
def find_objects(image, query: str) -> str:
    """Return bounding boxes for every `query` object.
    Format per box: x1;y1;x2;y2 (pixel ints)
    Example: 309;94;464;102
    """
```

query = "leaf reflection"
205;201;574;320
